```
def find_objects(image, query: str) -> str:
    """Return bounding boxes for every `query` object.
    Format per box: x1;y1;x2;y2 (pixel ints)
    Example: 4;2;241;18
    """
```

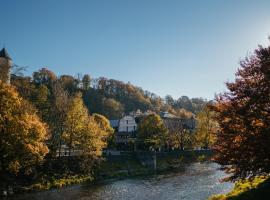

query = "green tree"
0;81;49;176
137;114;168;149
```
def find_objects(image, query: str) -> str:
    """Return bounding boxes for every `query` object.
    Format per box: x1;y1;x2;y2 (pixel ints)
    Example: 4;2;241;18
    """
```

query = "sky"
1;0;270;100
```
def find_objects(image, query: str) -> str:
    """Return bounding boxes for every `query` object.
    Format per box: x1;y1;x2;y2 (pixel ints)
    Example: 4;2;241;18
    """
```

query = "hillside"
11;68;208;119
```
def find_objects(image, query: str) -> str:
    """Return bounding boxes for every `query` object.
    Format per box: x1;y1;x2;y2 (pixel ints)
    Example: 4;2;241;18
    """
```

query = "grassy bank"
5;150;211;196
21;175;93;192
209;176;270;200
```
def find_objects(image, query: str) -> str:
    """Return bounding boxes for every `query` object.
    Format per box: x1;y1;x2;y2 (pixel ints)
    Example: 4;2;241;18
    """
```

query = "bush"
209;176;270;200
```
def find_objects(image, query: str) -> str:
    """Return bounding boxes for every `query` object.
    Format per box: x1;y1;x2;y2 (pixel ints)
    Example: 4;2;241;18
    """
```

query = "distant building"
118;115;137;133
160;111;196;131
110;115;137;146
0;48;12;84
109;111;196;149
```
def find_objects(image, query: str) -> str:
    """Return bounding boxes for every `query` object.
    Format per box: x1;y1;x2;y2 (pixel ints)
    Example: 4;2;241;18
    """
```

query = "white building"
110;115;137;146
118;115;137;133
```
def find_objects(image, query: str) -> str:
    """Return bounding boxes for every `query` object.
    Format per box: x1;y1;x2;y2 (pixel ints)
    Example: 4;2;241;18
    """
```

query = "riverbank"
209;176;270;200
8;162;232;200
97;150;212;180
1;150;212;197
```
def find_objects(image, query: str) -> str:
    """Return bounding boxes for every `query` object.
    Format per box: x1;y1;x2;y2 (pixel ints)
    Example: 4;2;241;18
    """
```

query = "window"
126;120;128;124
126;127;128;132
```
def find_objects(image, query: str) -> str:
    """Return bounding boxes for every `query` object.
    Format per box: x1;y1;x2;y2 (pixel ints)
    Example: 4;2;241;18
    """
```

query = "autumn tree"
59;75;78;94
137;114;168;149
33;68;57;88
63;93;111;172
195;105;217;149
93;113;114;140
63;93;89;155
211;43;270;180
165;109;194;150
101;98;124;119
50;82;70;156
0;81;49;176
64;93;111;155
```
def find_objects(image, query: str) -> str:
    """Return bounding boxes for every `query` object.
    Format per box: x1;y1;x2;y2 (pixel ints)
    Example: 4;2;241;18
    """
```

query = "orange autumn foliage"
211;43;270;181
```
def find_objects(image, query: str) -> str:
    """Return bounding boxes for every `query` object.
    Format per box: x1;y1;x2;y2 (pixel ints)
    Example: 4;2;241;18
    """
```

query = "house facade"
110;115;137;147
118;115;137;133
109;111;196;149
160;111;196;131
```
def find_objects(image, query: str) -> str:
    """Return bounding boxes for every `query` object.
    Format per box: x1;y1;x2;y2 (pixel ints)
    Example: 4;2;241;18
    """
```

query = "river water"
12;162;233;200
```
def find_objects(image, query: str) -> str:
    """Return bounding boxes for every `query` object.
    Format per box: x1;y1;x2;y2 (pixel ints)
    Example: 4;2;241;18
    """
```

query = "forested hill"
11;68;208;119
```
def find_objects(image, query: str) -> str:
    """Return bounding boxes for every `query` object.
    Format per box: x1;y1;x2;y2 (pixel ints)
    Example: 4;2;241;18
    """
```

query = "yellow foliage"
0;80;49;175
63;93;111;159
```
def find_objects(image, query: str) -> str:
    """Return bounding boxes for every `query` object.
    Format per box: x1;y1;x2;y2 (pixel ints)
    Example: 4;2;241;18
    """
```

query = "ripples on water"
12;162;233;200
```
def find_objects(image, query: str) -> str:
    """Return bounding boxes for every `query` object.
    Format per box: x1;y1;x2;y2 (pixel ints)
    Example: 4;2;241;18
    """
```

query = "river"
11;162;233;200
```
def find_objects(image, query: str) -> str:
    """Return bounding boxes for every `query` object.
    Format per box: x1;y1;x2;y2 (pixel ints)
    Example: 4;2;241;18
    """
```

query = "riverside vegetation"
2;39;270;199
208;41;270;199
0;56;213;196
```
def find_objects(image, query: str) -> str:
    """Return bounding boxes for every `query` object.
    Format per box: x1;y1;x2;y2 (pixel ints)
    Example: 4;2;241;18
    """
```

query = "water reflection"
11;162;233;200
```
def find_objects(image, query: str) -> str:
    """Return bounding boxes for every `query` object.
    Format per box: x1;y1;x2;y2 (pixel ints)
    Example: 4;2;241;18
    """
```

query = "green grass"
23;175;93;192
209;176;270;200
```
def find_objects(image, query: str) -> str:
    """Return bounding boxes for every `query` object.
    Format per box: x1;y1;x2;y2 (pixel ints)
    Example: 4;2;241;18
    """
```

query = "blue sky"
1;0;270;99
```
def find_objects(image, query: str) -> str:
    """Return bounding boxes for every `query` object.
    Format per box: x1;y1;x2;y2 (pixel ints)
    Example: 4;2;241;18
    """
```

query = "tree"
59;75;77;94
82;74;91;90
0;81;49;176
50;82;69;156
211;43;270;180
33;68;57;87
63;93;111;173
101;98;124;119
63;93;88;155
195;105;217;149
175;96;193;112
165;110;194;150
92;113;114;148
63;93;112;155
165;95;175;106
93;113;114;136
77;116;110;173
137;114;168;149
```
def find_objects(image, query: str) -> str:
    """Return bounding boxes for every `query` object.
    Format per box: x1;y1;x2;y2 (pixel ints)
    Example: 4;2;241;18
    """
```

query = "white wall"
118;115;137;132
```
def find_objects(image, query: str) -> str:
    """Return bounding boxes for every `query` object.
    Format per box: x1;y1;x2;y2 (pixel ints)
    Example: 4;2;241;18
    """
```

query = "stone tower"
0;48;12;84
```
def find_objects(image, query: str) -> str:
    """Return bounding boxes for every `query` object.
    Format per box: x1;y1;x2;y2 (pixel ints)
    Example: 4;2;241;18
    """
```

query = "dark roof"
160;111;178;119
0;48;12;60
